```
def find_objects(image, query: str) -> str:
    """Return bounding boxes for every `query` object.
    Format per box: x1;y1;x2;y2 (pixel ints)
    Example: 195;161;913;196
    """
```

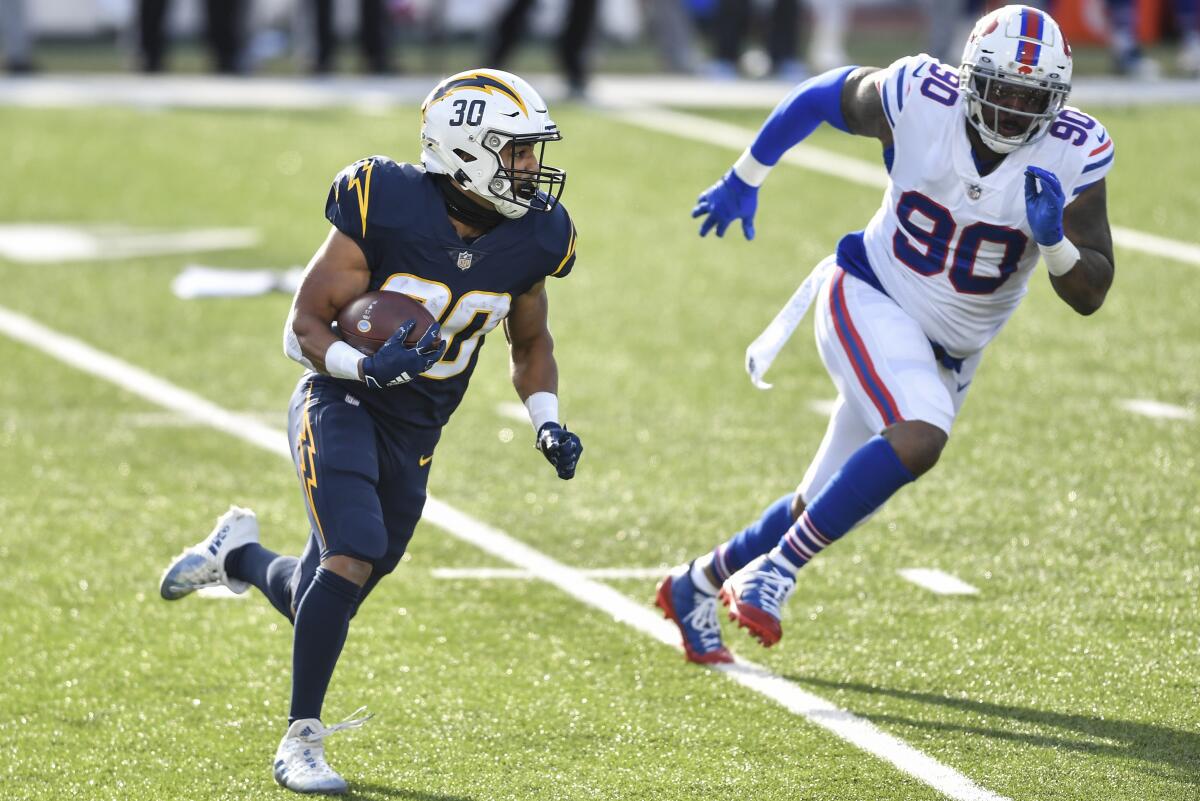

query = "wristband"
325;340;365;381
524;391;559;432
732;149;772;188
1040;237;1081;277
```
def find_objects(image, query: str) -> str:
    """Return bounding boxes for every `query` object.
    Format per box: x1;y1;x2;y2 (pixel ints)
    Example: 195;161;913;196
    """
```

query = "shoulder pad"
875;53;958;129
534;201;577;279
1048;108;1114;202
325;157;422;241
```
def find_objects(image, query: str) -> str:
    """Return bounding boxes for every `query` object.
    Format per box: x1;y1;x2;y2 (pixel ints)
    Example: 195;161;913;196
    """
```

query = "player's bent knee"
321;554;374;587
882;420;948;477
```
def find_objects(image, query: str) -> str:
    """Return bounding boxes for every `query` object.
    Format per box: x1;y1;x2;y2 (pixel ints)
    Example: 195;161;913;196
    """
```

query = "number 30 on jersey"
380;274;511;379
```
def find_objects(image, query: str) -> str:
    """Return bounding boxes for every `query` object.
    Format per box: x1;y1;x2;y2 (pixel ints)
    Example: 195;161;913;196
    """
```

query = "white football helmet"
960;5;1072;153
420;68;565;220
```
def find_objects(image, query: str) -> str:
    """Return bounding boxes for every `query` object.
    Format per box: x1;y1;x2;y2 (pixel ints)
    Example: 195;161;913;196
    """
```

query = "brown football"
336;290;439;355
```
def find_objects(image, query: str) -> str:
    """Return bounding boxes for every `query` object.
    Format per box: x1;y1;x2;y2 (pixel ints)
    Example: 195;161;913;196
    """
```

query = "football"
336;290;439;355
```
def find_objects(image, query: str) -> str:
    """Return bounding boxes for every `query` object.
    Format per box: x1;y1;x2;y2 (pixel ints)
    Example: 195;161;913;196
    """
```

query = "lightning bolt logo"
345;160;374;240
297;385;326;546
423;72;528;118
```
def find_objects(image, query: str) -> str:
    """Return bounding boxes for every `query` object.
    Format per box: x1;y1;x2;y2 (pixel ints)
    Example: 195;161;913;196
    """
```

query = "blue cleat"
655;563;733;664
159;506;259;600
719;555;797;648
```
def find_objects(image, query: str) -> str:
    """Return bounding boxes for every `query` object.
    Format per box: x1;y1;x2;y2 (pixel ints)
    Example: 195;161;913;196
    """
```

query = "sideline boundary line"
606;106;1200;268
0;305;1011;801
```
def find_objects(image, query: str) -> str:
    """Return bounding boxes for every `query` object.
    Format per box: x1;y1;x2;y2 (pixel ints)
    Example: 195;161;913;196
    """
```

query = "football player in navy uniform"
158;69;583;794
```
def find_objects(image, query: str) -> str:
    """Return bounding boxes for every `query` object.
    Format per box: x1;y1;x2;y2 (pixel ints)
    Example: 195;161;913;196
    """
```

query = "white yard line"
1117;398;1196;421
197;586;247;600
899;569;981;596
606;106;1200;269
0;223;259;263
3;73;1198;111
495;400;530;424
0;304;1010;801
809;398;839;416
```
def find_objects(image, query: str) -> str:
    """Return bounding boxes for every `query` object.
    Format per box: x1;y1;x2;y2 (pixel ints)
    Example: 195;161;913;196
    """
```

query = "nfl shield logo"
456;251;474;271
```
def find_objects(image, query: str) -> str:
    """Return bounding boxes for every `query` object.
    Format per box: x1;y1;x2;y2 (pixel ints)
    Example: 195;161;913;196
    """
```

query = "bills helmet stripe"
1016;9;1044;65
1021;8;1044;40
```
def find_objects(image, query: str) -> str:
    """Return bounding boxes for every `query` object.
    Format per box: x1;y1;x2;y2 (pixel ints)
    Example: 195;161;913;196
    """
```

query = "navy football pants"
284;374;440;615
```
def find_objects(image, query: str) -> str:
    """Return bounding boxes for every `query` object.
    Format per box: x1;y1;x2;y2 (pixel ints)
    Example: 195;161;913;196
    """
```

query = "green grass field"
1;96;1197;801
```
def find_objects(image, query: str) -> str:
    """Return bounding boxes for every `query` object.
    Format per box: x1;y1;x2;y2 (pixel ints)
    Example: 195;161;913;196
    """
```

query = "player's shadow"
788;675;1200;785
346;784;475;801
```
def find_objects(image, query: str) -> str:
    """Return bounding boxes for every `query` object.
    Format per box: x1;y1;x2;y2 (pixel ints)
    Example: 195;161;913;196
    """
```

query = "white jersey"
852;54;1115;357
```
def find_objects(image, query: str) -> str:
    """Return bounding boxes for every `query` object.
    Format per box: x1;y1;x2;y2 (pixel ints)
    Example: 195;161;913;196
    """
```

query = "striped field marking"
197;585;248;600
606;106;1200;269
0;223;259;263
899;568;981;596
808;398;839;416
1117;398;1196;421
496;400;530;423
0;304;1011;801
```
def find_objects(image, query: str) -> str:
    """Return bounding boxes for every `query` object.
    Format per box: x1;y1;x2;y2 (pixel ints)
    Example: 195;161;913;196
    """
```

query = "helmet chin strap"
980;130;1021;154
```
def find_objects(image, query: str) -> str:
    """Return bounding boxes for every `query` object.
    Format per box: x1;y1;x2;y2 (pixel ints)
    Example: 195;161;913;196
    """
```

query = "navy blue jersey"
323;156;577;430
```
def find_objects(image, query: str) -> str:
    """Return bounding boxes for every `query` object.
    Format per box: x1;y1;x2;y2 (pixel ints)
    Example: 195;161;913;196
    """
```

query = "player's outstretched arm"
693;66;866;240
505;281;582;480
285;228;371;374
1026;171;1115;316
692;66;893;240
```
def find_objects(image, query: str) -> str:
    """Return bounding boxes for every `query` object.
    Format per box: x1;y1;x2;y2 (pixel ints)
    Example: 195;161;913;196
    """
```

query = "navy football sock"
774;435;915;573
710;494;794;582
225;543;298;619
289;567;361;724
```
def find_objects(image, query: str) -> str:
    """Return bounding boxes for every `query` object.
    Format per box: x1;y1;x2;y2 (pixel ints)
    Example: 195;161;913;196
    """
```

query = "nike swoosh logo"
956;380;972;393
499;111;519;117
419;454;433;467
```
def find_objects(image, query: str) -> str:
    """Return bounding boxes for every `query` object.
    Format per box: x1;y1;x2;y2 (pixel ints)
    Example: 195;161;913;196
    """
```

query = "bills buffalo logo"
423;73;528;117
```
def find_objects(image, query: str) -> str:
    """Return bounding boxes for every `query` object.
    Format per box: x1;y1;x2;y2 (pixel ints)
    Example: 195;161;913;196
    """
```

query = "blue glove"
1024;166;1066;246
536;422;583;480
361;319;446;389
692;169;758;240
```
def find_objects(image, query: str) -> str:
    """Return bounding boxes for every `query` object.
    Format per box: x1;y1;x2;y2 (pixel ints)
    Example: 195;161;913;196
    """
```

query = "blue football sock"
713;494;794;581
775;435;915;573
225;543;298;620
289;567;361;723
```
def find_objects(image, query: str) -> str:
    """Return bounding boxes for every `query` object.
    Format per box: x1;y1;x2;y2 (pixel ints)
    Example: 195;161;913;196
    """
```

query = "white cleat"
273;710;372;795
158;506;259;600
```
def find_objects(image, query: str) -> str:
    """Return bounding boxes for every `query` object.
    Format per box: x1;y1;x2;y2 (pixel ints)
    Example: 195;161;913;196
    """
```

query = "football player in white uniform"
657;4;1115;662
